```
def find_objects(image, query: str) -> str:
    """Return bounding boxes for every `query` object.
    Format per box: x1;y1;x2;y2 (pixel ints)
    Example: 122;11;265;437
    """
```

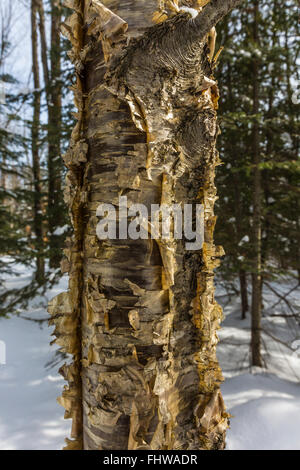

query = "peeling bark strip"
49;0;242;450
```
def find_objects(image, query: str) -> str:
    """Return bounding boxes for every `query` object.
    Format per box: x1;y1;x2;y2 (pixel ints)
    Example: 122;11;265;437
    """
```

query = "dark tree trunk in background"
37;0;64;268
222;24;249;322
48;0;64;268
233;174;249;320
49;0;242;450
31;0;44;284
1;157;6;190
239;269;248;320
251;0;262;367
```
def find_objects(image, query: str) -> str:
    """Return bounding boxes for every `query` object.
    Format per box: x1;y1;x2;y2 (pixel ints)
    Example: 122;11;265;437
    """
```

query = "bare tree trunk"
239;269;248;320
47;0;64;268
233;171;249;320
37;0;50;93
37;0;64;268
31;0;44;284
222;33;249;321
250;0;262;367
0;2;13;194
1;156;6;190
0;0;13;69
49;0;242;450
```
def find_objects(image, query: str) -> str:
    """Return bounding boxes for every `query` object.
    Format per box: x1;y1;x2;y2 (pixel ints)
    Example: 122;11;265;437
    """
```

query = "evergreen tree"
215;0;300;364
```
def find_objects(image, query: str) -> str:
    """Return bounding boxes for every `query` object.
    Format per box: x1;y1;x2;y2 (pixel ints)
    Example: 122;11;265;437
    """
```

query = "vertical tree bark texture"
49;0;242;450
250;0;262;367
31;0;45;283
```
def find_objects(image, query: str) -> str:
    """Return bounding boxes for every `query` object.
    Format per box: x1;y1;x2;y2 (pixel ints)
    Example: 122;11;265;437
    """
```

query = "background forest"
0;0;299;450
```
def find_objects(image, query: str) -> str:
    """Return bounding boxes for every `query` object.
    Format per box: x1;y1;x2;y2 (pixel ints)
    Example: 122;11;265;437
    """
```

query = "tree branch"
192;0;244;38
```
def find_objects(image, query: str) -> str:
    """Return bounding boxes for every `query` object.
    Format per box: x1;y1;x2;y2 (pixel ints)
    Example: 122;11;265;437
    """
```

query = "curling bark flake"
48;0;242;450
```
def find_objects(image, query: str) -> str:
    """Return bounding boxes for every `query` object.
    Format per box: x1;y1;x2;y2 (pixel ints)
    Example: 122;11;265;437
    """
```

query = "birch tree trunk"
49;0;242;450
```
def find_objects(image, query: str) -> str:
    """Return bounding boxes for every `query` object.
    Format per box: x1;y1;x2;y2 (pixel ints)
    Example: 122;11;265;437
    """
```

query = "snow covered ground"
222;373;300;450
0;263;299;450
217;280;300;450
0;267;71;450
